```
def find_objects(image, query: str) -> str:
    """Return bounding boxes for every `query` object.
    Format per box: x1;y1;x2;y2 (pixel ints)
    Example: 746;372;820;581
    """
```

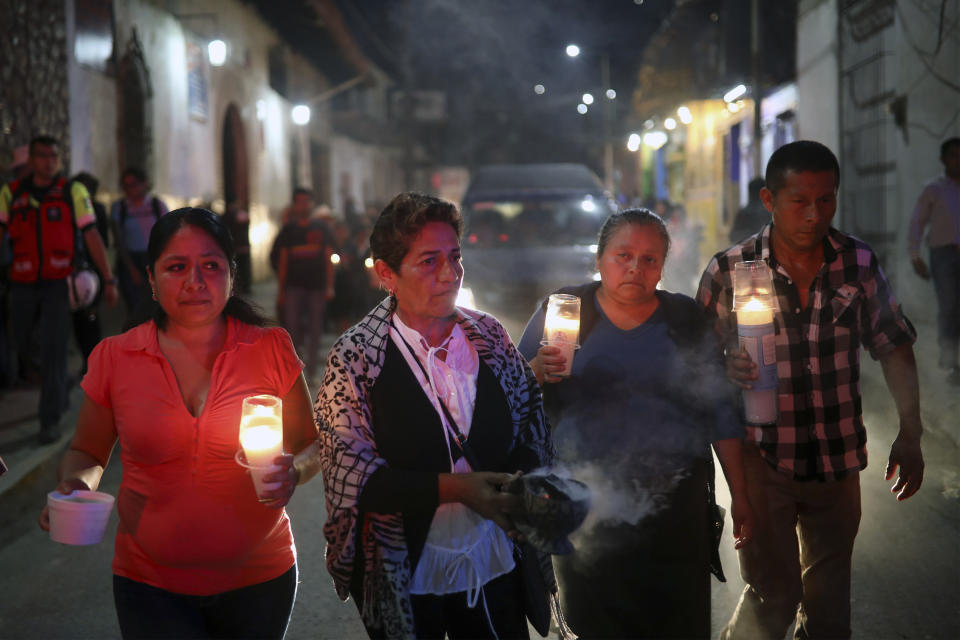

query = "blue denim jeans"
113;565;297;639
930;245;960;369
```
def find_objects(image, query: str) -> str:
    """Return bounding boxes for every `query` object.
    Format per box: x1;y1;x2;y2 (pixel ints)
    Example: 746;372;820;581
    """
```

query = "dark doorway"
222;103;249;208
117;29;153;176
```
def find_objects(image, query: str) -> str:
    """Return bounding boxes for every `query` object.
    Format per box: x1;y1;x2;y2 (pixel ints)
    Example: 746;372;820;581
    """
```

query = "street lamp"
724;84;747;103
208;39;226;67
643;131;668;150
291;105;311;125
564;45;616;192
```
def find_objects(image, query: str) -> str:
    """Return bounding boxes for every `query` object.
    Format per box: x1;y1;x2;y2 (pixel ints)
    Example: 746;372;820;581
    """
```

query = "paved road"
0;317;957;639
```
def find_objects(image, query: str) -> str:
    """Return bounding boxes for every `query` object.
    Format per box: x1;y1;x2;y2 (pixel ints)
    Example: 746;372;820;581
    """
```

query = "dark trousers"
72;303;102;375
112;565;298;640
555;461;711;639
283;285;326;379
930;245;960;369
10;280;69;428
118;251;152;319
357;567;529;640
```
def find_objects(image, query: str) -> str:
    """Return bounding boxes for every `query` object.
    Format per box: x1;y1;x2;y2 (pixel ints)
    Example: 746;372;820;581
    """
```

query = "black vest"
368;337;515;569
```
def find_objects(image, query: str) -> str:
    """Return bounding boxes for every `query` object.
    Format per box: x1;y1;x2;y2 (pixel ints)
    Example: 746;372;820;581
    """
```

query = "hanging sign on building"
186;36;209;121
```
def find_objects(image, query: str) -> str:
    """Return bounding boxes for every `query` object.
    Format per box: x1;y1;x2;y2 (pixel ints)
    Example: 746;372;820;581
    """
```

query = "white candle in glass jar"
240;414;284;468
238;395;284;497
543;295;581;378
736;298;778;424
737;298;774;326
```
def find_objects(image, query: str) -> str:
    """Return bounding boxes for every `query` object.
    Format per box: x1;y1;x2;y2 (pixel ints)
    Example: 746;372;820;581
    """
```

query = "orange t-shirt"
80;317;306;595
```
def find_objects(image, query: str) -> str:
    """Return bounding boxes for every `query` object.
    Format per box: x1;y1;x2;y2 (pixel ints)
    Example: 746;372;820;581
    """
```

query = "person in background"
273;187;334;386
0;135;118;444
729;178;770;244
908;137;960;385
71;171;110;376
223;198;252;294
698;140;924;639
39;207;321;639
317;192;554;638
518;208;752;639
661;202;702;295
111;167;168;322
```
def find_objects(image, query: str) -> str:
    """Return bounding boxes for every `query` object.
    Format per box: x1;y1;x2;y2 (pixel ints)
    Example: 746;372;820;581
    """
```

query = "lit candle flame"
743;297;770;312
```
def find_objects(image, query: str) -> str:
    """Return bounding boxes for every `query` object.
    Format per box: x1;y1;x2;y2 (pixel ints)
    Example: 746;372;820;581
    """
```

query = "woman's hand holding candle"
257;453;299;509
530;343;568;385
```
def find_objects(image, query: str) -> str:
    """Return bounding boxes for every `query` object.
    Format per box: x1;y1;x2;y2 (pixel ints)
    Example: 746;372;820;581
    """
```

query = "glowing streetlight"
577;103;588;115
642;131;668;150
208;39;226;67
627;133;641;152
677;105;693;124
664;117;677;130
534;84;545;95
582;93;594;105
724;84;747;103
566;44;580;57
291;105;311;125
606;89;617;100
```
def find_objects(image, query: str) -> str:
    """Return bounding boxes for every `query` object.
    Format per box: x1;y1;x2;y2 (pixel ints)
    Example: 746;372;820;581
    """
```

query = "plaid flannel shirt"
696;224;916;481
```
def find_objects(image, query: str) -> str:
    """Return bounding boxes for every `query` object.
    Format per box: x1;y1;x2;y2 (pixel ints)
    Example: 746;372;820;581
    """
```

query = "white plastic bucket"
47;490;115;545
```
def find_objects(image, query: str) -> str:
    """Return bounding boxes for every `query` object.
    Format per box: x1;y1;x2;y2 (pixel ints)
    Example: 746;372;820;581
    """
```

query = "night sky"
337;0;676;165
251;1;795;168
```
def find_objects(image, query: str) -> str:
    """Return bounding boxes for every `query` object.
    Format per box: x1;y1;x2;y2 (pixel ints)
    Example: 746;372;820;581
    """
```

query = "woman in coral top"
39;207;320;639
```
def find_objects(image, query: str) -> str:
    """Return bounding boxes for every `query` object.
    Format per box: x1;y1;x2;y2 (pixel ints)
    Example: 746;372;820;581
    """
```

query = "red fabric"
5;177;90;282
80;317;306;595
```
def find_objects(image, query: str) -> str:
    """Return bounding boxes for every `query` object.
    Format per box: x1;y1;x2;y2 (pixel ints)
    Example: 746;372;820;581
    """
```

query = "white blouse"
390;315;516;606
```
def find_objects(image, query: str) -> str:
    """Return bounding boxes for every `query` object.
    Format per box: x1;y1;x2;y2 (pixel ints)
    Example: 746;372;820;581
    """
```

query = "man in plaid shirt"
696;141;924;639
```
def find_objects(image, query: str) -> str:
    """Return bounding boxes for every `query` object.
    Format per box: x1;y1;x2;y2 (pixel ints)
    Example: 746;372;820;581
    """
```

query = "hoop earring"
151;289;158;301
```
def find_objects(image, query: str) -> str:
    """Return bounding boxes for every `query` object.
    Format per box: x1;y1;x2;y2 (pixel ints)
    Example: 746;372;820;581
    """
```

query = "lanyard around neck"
392;320;481;470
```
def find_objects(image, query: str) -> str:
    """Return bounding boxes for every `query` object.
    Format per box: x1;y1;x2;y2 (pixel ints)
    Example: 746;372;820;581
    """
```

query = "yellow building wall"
681;99;752;266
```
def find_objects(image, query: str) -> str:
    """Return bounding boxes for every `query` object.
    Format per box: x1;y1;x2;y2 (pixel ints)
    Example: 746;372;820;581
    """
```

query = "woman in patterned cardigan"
316;193;555;639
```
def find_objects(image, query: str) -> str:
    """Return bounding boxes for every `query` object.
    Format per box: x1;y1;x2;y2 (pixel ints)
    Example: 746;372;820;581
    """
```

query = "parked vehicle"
458;163;616;321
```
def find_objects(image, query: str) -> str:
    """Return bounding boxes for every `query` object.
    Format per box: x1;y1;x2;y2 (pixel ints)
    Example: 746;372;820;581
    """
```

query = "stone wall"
0;0;71;171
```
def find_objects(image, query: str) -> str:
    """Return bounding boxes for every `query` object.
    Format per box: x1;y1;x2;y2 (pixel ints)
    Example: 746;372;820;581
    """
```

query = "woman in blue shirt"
518;208;754;639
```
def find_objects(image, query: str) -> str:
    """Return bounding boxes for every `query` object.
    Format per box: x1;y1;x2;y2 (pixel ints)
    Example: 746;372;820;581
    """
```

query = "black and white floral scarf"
316;296;554;638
